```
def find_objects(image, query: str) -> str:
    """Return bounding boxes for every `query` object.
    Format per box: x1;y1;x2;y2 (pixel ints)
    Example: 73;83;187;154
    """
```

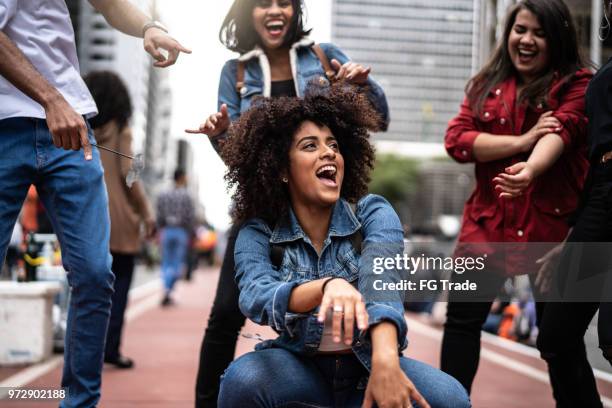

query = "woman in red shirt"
442;0;591;393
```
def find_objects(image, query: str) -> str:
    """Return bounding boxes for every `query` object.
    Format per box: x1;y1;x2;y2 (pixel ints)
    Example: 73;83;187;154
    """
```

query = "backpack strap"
236;60;245;94
311;44;336;82
270;243;285;270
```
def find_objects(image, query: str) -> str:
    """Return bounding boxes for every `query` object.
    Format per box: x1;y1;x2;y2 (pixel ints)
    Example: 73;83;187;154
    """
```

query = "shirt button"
554;208;560;214
537;103;543;109
517;230;524;237
495;89;501;95
484;112;490;118
461;150;468;156
319;76;327;85
500;118;506;125
240;86;248;96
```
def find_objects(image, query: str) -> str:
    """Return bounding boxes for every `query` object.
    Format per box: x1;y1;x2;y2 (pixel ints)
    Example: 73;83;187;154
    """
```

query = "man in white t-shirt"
0;1;189;406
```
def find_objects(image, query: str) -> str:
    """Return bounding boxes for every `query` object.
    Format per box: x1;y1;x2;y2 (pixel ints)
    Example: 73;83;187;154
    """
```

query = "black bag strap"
270;243;285;270
270;203;362;269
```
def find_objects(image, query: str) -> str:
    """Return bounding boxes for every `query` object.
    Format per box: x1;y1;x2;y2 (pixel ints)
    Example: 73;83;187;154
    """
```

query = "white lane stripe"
0;280;162;398
482;330;612;384
481;331;541;358
0;356;63;395
125;289;162;321
406;316;612;407
128;278;161;301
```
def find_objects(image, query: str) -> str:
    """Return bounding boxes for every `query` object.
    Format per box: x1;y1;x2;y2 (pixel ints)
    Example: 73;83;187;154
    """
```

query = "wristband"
321;277;344;294
142;20;168;37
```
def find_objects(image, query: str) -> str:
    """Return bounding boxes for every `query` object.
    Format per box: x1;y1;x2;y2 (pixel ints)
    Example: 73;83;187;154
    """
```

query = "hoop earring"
282;177;288;183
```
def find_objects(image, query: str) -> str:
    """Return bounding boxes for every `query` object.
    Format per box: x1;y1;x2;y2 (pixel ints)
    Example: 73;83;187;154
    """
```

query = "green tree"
368;154;420;220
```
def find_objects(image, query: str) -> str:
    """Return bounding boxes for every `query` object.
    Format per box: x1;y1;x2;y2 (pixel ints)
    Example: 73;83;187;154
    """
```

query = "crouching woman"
217;84;471;408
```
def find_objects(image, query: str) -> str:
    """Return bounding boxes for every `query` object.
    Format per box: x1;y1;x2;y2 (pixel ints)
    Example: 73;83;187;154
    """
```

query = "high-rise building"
331;0;606;145
76;0;154;150
72;0;188;198
332;0;481;143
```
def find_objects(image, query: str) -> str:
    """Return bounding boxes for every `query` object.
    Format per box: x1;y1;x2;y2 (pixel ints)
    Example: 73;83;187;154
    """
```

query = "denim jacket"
211;38;390;155
234;194;408;371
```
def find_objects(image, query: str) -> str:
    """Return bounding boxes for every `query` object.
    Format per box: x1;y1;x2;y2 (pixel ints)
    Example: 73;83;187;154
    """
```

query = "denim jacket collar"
270;199;362;244
237;37;315;97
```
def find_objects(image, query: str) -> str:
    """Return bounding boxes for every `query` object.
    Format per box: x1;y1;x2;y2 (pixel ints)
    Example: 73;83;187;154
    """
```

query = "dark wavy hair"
83;71;133;130
221;83;381;224
219;0;311;53
467;0;586;114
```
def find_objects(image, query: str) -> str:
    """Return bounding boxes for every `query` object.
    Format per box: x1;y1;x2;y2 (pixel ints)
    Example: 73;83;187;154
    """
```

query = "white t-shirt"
0;0;97;120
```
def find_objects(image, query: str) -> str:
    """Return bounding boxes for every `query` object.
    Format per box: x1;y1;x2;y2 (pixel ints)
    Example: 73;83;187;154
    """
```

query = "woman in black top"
497;4;612;406
533;56;612;408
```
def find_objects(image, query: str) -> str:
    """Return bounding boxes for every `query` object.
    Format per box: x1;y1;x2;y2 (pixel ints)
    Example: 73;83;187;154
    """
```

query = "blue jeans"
160;227;189;292
218;348;471;408
0;117;114;407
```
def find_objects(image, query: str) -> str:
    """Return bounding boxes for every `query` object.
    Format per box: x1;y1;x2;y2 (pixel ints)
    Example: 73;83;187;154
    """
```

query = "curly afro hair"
221;83;382;225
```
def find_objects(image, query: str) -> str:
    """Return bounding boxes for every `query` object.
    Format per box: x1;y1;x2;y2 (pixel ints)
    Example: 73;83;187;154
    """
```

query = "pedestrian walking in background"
185;0;390;405
84;70;156;370
442;0;591;394
157;169;195;306
0;0;189;405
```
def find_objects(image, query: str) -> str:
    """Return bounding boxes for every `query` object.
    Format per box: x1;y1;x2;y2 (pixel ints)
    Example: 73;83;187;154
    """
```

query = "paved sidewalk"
1;267;611;407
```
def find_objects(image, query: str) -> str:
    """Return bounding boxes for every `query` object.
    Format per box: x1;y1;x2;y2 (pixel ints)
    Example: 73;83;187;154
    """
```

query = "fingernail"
86;154;92;161
334;336;341;343
345;340;352;345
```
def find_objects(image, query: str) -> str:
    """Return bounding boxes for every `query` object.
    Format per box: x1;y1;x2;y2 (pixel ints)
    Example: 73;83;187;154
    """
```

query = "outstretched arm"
88;0;191;67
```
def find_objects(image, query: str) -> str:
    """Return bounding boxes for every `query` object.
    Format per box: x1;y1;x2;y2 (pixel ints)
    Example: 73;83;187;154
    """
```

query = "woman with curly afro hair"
217;84;471;408
189;2;389;404
186;0;389;402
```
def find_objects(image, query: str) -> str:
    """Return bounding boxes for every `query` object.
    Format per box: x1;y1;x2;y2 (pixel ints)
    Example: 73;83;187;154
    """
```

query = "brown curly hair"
221;83;381;225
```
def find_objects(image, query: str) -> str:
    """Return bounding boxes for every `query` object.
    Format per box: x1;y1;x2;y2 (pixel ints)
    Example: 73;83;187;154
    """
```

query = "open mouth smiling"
517;48;538;61
265;20;285;36
316;164;338;187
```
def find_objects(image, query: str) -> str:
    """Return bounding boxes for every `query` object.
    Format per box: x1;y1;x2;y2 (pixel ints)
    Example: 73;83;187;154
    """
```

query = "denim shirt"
234;194;408;371
211;38;390;155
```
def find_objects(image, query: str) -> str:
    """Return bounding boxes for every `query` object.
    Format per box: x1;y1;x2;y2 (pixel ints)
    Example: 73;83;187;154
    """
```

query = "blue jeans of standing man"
0;118;114;408
160;226;189;293
219;348;471;407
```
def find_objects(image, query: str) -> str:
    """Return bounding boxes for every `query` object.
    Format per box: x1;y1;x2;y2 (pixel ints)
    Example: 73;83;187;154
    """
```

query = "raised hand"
185;104;230;139
143;27;191;68
331;59;371;85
